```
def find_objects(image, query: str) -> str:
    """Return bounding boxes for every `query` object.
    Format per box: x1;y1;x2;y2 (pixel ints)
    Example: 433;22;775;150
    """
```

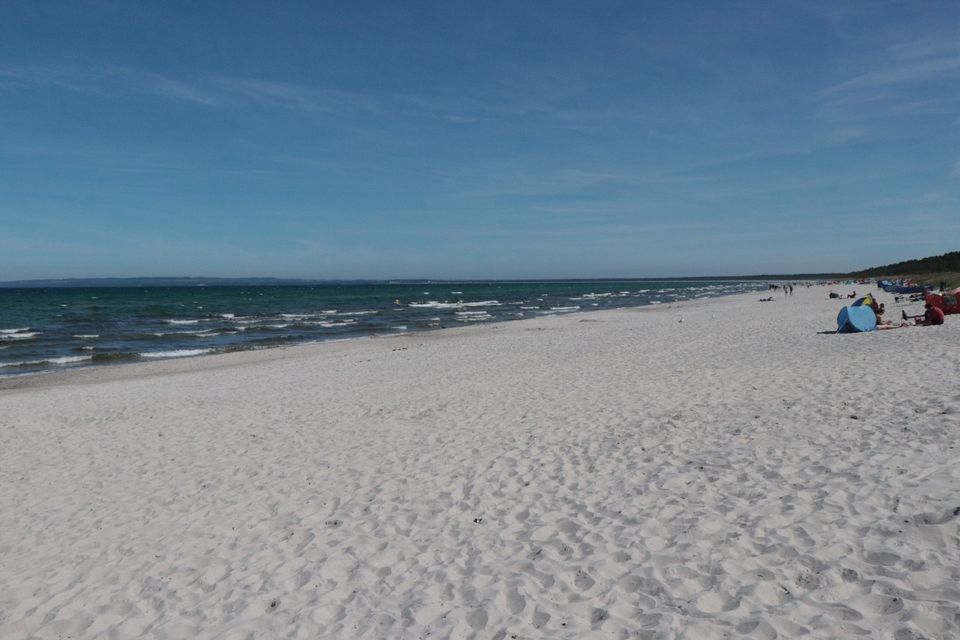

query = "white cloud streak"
0;60;378;114
816;30;960;131
822;31;960;96
825;55;960;94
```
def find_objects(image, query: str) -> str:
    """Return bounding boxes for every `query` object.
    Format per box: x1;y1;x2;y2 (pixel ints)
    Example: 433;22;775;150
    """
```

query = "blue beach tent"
836;306;877;333
893;284;928;294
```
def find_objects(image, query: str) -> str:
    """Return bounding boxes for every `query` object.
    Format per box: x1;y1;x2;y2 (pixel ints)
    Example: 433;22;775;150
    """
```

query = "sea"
0;280;767;376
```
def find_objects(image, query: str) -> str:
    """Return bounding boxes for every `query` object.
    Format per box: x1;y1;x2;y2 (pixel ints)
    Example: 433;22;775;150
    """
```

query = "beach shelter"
894;284;927;294
836;306;877;333
926;289;960;315
851;294;874;308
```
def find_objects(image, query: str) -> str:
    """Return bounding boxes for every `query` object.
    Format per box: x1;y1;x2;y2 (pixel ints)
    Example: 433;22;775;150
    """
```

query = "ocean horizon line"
0;273;850;288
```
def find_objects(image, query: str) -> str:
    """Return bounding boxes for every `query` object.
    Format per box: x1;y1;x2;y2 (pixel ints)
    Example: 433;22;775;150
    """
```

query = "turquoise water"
0;280;765;375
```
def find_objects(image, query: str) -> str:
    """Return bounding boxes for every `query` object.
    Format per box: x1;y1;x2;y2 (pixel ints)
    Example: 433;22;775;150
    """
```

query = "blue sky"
1;1;958;279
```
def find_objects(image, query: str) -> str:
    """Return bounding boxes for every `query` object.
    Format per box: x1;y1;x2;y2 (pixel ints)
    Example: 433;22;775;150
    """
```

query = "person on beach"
919;303;945;326
902;303;945;326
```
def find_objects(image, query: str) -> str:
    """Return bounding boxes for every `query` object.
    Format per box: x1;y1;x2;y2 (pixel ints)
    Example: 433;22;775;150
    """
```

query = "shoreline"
1;279;769;381
0;289;755;393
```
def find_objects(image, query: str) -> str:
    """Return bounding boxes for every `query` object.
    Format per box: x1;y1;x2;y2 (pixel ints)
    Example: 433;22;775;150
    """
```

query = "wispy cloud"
888;33;960;61
0;60;218;104
454;166;716;200
0;54;724;136
820;31;960;114
208;77;380;113
813;31;960;143
0;59;379;114
825;54;960;94
0;58;581;130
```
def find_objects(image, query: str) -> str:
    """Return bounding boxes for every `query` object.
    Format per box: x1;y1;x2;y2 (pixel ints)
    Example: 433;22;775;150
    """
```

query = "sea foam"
140;349;213;359
0;355;91;368
0;327;30;334
0;332;40;340
410;300;501;309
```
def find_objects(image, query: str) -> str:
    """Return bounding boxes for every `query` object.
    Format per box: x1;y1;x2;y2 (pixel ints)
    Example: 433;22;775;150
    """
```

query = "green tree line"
853;251;960;277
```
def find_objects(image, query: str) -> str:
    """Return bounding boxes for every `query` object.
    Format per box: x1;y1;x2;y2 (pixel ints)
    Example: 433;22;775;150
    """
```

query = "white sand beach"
1;284;958;639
